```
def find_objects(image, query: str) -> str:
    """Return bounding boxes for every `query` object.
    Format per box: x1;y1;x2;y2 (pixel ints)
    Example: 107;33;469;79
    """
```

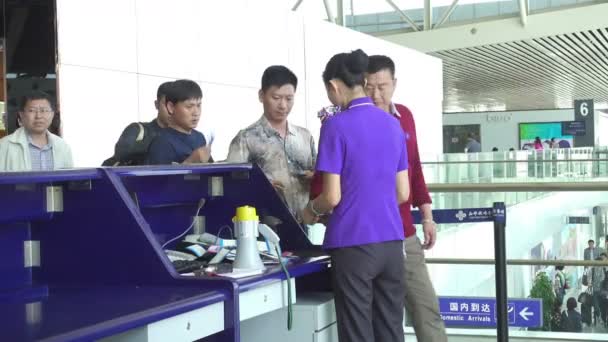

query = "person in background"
561;297;583;332
227;65;316;218
550;137;558;148
591;254;607;326
0;91;73;171
551;297;564;331
464;132;481;153
104;81;172;166
599;271;608;328
491;147;499;152
534;136;544;150
48;111;62;137
301;49;409;342
554;265;567;304
147;80;212;165
585;239;601;262
364;54;447;342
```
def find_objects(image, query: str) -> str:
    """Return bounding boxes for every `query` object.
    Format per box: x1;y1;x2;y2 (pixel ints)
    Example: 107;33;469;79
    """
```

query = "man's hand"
270;180;285;192
300;205;319;225
302;170;315;180
184;146;212;164
422;220;437;249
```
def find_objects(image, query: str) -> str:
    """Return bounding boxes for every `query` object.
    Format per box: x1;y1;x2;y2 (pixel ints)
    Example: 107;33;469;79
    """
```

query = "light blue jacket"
0;127;74;172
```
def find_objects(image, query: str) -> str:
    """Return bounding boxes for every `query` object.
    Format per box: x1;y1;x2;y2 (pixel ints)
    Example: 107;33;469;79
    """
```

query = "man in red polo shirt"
365;55;447;342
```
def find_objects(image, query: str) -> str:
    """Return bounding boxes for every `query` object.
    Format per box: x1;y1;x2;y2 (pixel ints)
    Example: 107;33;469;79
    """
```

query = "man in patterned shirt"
227;66;316;218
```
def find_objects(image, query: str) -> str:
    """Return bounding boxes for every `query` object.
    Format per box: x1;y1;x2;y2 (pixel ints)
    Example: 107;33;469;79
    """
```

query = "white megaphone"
232;206;265;271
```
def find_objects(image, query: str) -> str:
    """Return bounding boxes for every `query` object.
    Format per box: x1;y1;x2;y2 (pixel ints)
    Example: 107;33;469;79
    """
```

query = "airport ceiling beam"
386;0;420;32
519;0;528;27
323;0;335;23
435;0;460;30
379;2;608;52
292;0;304;11
336;0;344;26
424;0;432;30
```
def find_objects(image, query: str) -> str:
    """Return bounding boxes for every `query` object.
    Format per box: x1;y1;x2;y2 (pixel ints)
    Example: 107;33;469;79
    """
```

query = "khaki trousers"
404;235;448;342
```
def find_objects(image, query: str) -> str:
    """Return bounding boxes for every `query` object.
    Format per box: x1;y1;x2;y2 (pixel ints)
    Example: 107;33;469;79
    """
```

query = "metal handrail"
421;158;608;165
427;182;608;192
426;258;608;266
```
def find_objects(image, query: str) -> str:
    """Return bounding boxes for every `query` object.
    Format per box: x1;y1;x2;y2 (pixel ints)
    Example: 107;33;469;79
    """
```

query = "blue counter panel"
0;285;226;342
110;164;314;252
233;257;331;292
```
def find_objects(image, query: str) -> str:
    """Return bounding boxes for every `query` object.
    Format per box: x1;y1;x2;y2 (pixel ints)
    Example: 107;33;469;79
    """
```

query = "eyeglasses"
24;107;54;115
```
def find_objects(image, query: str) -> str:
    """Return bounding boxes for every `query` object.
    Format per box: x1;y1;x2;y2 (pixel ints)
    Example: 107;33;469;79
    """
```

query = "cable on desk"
161;198;206;249
275;245;293;330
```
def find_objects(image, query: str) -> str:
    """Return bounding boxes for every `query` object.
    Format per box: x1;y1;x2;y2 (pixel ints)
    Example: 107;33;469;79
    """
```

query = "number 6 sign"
575;99;593;117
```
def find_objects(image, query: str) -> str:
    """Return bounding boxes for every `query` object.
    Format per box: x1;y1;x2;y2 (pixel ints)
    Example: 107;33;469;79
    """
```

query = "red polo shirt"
310;103;431;238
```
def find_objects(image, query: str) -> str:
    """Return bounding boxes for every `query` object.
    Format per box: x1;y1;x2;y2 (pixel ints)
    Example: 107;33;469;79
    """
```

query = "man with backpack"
147;80;212;165
103;81;173;166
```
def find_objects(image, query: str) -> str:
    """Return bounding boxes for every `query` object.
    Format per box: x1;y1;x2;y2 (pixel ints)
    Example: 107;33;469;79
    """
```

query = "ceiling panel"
433;27;608;113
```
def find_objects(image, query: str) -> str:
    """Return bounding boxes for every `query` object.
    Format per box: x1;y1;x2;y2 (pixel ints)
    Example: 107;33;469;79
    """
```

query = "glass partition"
422;147;608;220
345;0;599;34
416;182;608;339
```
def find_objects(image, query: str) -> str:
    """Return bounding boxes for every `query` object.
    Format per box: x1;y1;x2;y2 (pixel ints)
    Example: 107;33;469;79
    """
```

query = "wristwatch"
308;200;322;217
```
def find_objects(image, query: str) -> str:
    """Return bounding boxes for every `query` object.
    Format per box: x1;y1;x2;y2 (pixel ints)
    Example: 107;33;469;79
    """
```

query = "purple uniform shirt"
316;97;408;249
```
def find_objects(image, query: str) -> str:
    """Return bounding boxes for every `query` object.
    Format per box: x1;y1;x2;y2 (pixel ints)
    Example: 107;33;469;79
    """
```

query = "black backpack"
102;122;157;166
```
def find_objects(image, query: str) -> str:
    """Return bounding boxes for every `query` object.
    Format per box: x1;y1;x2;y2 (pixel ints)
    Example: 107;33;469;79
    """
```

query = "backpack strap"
135;123;145;142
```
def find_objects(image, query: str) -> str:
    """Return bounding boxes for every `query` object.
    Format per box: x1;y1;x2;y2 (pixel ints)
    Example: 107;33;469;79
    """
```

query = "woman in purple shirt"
302;49;410;342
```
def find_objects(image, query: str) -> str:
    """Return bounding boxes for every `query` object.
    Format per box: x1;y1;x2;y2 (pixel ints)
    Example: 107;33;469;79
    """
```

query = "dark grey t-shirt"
465;138;481;153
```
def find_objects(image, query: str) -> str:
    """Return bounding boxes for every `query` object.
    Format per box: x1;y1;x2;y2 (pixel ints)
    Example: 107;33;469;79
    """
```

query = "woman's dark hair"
535;136;541;143
566;297;577;311
555;265;565;271
322;49;369;88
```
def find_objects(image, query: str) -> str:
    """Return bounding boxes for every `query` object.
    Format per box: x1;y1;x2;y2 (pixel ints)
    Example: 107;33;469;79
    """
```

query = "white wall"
443;109;573;152
55;0;443;167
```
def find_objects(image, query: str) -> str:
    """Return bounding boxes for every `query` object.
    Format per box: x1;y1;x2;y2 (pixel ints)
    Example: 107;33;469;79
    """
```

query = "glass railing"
416;181;608;340
346;0;599;34
421;147;608;216
422;147;606;184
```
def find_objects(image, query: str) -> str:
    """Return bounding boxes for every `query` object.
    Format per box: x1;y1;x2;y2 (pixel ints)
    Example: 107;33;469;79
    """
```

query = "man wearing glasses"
0;91;73;171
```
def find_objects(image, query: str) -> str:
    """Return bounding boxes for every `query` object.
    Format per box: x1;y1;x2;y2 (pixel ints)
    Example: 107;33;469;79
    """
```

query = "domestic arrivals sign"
438;297;542;328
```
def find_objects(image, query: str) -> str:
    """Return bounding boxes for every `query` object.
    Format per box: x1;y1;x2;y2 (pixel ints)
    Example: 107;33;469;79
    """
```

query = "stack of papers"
220;268;265;279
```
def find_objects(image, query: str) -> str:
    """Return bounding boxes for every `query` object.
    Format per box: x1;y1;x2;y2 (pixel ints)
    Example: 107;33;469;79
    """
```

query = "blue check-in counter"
0;169;235;341
0;164;332;342
108;163;332;341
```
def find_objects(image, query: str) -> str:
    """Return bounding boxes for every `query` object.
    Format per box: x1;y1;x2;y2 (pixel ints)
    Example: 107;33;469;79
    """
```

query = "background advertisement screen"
519;122;573;149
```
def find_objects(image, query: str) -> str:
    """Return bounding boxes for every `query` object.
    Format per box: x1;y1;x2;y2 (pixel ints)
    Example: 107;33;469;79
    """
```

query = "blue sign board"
438;297;542;328
562;121;586;136
413;207;505;225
